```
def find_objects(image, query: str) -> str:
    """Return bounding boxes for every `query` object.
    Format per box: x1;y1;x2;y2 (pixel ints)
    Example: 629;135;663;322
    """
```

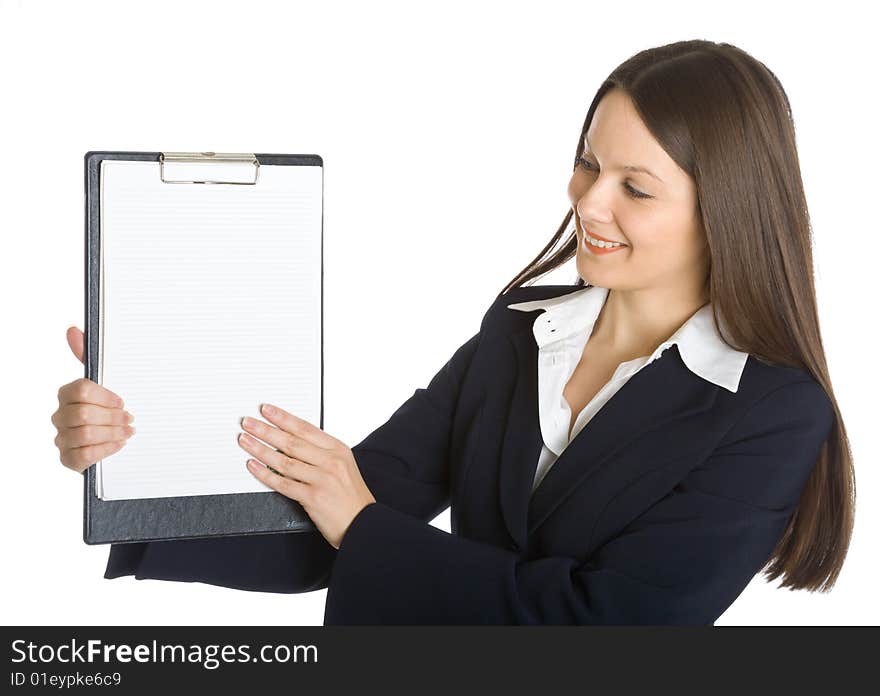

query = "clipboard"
83;151;323;545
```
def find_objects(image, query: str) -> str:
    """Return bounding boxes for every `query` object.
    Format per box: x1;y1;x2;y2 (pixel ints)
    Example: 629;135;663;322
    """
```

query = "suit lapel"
497;315;720;552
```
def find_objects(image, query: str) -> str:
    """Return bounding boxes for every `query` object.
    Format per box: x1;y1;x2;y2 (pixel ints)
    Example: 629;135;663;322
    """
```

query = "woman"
52;39;855;624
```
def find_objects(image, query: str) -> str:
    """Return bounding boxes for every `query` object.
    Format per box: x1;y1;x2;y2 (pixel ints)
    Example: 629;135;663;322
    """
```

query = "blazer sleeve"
322;378;836;625
103;324;485;594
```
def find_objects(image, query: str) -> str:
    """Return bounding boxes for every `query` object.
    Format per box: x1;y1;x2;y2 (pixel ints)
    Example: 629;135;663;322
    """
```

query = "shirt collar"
506;284;749;393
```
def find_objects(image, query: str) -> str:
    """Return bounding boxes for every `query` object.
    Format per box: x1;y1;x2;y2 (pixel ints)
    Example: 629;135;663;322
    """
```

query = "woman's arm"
103;528;338;594
323;378;835;624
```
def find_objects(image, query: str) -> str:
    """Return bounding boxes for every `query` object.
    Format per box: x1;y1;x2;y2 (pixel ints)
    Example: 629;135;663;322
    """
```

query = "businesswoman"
52;39;855;624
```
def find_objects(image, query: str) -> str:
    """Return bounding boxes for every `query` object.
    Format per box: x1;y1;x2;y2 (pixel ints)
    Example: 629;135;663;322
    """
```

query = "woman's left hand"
238;403;376;550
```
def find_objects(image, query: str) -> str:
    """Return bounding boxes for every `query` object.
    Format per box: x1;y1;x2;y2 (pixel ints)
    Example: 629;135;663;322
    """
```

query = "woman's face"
567;88;709;294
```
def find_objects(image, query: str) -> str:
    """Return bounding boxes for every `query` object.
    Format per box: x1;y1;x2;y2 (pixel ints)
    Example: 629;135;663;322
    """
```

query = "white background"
1;0;875;626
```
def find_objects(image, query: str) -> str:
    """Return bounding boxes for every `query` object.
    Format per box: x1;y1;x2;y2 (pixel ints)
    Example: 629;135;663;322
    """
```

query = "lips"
581;223;627;245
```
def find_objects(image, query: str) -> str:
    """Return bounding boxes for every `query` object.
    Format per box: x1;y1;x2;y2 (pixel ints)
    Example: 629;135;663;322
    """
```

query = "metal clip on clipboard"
159;151;260;185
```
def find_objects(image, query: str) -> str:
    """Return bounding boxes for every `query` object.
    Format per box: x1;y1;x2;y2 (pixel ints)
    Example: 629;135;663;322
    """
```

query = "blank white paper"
96;159;322;501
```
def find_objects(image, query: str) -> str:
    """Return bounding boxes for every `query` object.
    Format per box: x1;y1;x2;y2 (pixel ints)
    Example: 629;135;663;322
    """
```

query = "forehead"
582;93;677;185
584;91;662;155
586;89;649;138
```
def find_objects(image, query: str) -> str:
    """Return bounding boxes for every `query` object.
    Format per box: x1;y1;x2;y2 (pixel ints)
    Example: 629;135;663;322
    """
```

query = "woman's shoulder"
726;353;833;429
740;353;825;395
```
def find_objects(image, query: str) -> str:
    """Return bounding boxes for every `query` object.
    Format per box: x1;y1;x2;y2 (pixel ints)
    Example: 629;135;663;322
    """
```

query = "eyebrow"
583;135;664;184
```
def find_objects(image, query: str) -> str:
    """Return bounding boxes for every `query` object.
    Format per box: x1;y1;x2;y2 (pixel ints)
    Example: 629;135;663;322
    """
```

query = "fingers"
56;422;135;451
241;417;325;470
51;400;132;429
258;403;337;449
237;427;321;485
52;379;133;475
57;377;124;409
60;439;128;474
247;458;309;503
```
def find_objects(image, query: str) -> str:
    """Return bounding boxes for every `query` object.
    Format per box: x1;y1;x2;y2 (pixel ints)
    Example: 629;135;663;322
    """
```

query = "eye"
576;155;651;200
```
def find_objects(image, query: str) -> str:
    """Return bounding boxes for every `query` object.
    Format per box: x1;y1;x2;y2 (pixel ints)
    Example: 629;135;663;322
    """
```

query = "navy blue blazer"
104;283;835;625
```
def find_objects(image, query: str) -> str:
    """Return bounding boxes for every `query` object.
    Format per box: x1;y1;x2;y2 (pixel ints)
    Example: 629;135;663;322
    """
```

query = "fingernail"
124;411;135;423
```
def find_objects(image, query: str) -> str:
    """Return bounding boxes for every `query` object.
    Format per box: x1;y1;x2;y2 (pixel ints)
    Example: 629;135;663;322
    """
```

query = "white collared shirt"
507;285;749;494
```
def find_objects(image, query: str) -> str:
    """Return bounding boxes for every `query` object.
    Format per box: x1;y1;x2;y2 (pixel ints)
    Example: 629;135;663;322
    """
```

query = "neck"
589;281;710;359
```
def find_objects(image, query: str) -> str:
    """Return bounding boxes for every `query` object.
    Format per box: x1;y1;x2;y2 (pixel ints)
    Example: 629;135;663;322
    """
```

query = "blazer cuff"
324;501;520;625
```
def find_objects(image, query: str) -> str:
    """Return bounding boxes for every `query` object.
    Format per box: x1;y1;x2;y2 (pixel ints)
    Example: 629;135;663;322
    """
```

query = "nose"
576;203;613;231
574;184;614;227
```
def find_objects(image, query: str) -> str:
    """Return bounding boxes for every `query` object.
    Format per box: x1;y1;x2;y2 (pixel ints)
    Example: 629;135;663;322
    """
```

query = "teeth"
586;234;624;248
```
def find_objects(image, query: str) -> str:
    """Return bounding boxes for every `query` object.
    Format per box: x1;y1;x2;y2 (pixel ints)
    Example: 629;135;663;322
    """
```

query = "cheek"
622;211;690;250
631;229;704;274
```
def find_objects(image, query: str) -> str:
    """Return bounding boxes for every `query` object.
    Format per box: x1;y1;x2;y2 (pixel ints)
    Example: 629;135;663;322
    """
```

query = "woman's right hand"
52;326;136;474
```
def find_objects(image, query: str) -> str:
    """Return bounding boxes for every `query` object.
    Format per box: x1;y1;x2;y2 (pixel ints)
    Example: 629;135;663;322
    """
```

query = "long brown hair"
498;40;854;592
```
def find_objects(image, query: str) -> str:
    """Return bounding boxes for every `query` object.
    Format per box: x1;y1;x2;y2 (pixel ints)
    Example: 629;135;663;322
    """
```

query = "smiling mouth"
583;229;627;249
579;220;628;247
